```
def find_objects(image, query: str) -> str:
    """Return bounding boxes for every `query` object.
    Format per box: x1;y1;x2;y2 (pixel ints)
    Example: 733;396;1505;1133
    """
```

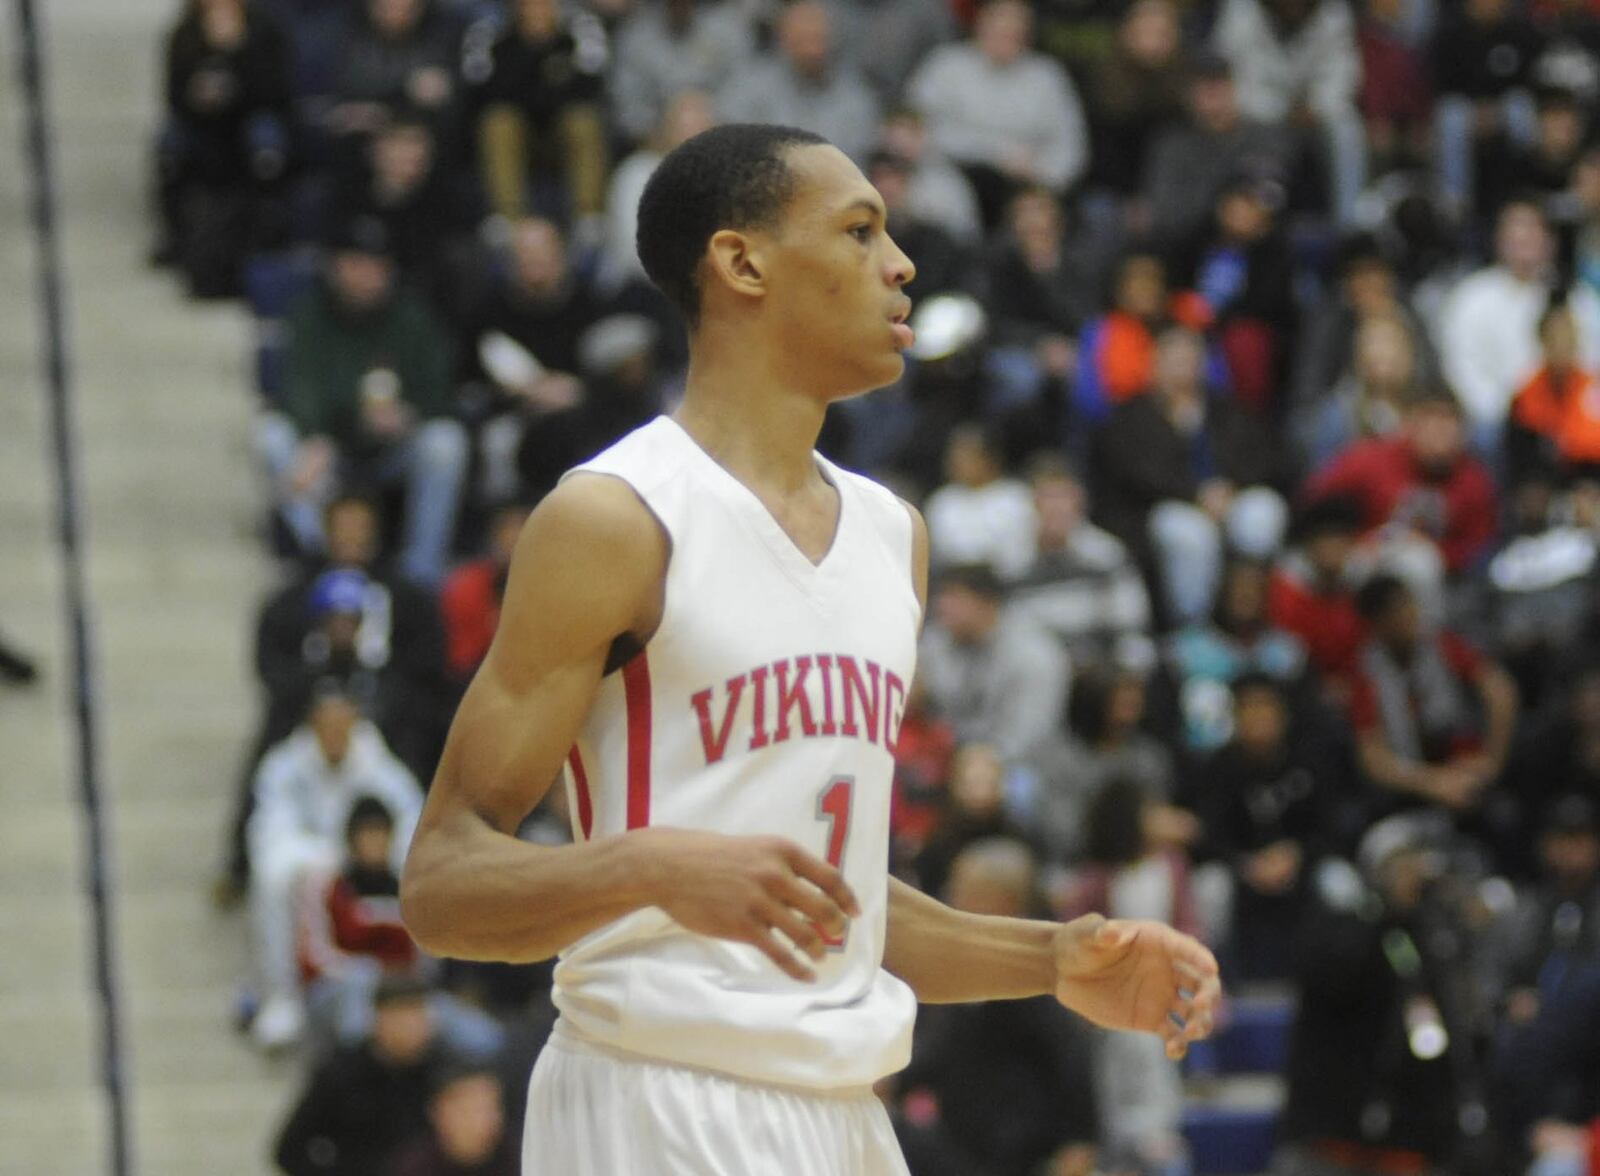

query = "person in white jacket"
248;684;424;1048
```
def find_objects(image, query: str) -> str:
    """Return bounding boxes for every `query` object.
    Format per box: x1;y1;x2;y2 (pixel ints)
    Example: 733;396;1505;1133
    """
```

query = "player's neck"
675;344;830;496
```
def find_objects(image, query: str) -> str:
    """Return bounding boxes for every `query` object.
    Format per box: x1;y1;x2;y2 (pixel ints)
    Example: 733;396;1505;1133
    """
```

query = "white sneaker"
251;993;305;1051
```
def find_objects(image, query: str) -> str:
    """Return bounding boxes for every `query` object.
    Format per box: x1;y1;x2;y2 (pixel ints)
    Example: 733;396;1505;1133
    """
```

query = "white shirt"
924;477;1038;580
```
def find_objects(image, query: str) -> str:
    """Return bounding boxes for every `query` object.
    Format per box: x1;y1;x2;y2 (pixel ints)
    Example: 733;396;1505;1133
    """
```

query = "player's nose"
884;232;915;289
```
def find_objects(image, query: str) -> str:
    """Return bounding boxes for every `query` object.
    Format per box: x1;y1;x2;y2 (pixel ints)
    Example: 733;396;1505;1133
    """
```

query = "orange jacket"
1512;364;1600;464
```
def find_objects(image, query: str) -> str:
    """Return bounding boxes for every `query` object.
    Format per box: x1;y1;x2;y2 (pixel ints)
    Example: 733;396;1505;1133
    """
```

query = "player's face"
760;145;916;399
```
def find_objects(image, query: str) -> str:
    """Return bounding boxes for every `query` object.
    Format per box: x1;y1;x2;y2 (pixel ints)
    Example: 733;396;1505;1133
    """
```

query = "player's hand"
635;828;861;983
1053;914;1221;1060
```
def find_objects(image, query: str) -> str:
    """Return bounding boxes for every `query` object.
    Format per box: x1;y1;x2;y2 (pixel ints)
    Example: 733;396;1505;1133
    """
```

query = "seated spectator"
1025;665;1183;865
1431;0;1543;216
1356;0;1432;177
1307;387;1498;619
1211;0;1366;223
329;112;482;318
1058;778;1196;1175
1160;557;1312;755
1009;452;1154;673
1481;84;1589;219
597;90;715;295
608;0;752;146
894;838;1101;1176
248;684;424;1048
1268;495;1369;687
716;2;879;164
473;0;608;229
912;744;1036;899
980;187;1098;415
890;677;958;871
1506;665;1600;861
388;1063;518;1176
257;217;467;586
918;564;1068;761
1349;575;1519;821
1296;312;1426;469
1072;250;1213;426
273;974;450;1176
1190;674;1341;980
878;107;982;246
1572;147;1600;298
1437;199;1600;442
1503;795;1600;1012
1082;0;1186;202
923;425;1036;580
1140;50;1299;247
1508;299;1600;485
1290;234;1439;423
1094;324;1290;625
865;150;973;301
330;0;464;139
439;501;530;684
1275;814;1494;1175
818;0;955;106
906;0;1089;229
1174;169;1298;414
155;0;290;295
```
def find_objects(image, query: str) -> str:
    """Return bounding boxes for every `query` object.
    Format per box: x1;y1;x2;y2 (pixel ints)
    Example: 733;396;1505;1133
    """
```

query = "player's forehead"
780;144;884;227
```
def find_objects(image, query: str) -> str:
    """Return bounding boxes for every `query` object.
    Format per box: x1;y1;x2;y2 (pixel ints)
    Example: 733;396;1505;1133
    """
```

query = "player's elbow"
398;840;451;954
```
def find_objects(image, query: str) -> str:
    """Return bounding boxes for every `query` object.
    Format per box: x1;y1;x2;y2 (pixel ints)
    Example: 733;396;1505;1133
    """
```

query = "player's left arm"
888;501;1221;1057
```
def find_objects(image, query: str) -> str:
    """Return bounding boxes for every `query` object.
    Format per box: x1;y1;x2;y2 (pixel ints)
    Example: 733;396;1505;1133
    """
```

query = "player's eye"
849;224;872;243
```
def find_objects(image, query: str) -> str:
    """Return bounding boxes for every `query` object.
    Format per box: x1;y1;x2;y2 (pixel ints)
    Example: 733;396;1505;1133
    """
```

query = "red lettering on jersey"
773;656;818;742
747;664;771;751
816;654;839;735
838;656;881;742
882;670;907;753
690;673;748;764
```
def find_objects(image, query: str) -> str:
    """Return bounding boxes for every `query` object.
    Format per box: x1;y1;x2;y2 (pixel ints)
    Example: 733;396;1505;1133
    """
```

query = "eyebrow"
842;197;887;220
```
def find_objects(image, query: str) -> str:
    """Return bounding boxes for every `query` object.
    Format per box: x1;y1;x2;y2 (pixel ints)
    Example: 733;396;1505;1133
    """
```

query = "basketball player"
401;124;1221;1174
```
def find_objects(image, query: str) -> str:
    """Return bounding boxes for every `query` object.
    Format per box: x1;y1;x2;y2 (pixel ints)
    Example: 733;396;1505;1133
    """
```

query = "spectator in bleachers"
1507;299;1600;486
1431;0;1542;216
1059;778;1196;1176
919;564;1070;761
1276;813;1493;1175
1571;148;1600;297
1082;0;1187;205
1355;0;1431;178
1025;665;1183;866
274;974;451;1176
330;0;463;140
1268;495;1369;688
598;89;715;294
980;187;1099;415
608;0;753;146
716;1;880;164
878;107;983;246
912;744;1037;899
889;678;958;872
820;0;955;107
1160;557;1312;755
1008;452;1154;674
259;216;467;587
924;425;1037;580
388;1063;518;1176
330;112;482;317
1095;324;1290;625
157;0;291;296
473;0;609;230
1140;50;1299;247
1173;169;1298;415
1482;85;1590;220
1503;795;1600;1008
1437;199;1600;441
1296;311;1425;469
1189;673;1340;980
865;150;974;300
439;501;530;684
894;837;1101;1176
906;0;1089;229
1210;0;1366;224
248;684;424;1049
1505;665;1600;856
1348;574;1519;821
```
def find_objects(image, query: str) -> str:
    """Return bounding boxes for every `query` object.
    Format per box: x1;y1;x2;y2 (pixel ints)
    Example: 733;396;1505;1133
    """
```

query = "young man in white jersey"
401;124;1222;1174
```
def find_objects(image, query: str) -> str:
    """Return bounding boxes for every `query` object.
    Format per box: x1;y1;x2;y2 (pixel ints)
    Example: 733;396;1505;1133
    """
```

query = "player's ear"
705;229;768;303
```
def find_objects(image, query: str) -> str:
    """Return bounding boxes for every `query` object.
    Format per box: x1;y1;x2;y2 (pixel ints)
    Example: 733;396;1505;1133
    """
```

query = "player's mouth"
889;302;914;350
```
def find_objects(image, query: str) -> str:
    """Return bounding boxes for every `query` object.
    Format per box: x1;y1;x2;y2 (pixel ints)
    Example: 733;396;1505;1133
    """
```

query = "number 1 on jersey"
815;776;853;948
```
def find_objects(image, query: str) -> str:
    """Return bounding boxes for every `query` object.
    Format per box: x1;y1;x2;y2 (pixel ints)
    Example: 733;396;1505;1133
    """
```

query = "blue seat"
1183;1104;1278;1175
1185;997;1295;1078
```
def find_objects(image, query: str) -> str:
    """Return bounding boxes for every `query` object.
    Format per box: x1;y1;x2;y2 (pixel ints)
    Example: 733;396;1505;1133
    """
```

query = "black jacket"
275;1043;444;1176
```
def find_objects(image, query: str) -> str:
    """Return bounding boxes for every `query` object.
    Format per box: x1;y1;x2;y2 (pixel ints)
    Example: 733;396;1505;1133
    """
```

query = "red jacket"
298;869;417;984
439;559;503;679
1268;563;1368;682
1306;436;1497;573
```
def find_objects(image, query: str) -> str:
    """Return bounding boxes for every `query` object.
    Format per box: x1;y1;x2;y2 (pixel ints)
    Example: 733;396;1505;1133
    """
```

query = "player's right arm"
399;474;858;979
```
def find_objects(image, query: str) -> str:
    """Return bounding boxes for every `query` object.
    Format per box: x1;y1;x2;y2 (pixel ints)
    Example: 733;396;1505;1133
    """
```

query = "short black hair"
936;562;1005;601
346;795;395;842
636;124;827;328
1355;573;1412;622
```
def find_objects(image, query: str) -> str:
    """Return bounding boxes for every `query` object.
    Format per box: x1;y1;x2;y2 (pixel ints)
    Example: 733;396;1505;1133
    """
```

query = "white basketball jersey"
551;416;920;1091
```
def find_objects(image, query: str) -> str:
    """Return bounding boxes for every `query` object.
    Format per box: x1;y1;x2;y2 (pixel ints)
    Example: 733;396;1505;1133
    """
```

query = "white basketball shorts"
522;1023;912;1176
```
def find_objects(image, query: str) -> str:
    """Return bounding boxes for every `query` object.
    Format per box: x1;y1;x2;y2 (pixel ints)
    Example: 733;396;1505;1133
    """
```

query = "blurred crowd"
154;0;1600;1170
